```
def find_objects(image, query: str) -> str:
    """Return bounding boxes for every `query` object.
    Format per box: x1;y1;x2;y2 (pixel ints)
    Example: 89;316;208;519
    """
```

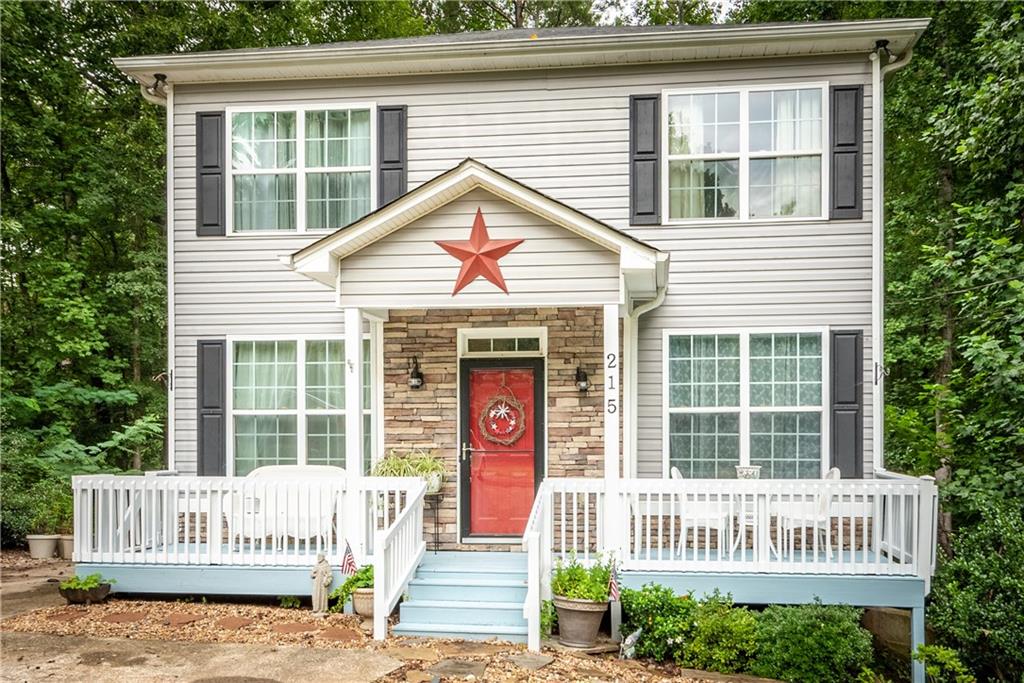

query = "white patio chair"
670;467;730;558
777;467;841;559
225;465;345;549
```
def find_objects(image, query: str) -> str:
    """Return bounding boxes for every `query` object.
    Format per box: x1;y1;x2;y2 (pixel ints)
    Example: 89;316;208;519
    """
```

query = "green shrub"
914;645;976;683
682;591;757;673
550;554;611;602
278;595;301;609
929;504;1024;681
59;573;114;590
328;565;373;612
620;583;697;662
752;603;873;683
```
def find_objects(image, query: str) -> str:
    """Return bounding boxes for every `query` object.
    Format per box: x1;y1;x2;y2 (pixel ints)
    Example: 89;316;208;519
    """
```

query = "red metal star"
435;208;524;295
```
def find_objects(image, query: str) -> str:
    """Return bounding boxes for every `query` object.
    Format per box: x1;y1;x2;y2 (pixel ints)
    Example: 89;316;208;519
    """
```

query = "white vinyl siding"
664;329;827;479
169;55;875;475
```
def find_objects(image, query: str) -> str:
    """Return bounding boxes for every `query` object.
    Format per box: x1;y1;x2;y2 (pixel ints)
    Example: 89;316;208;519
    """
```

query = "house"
73;18;936;681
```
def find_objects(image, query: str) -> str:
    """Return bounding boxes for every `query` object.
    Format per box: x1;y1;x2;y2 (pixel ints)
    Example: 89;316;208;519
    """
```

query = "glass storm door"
459;359;544;537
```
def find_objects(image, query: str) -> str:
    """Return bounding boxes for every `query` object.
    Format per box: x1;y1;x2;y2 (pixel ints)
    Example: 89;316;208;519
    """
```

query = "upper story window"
227;104;374;234
663;84;826;223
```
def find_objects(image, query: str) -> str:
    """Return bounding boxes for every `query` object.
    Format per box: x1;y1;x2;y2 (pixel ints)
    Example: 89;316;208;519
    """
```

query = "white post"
344;307;365;558
603;304;623;641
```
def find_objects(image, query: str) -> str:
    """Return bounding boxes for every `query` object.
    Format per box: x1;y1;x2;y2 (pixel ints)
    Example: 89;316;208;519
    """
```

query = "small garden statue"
310;553;333;616
620;627;642;659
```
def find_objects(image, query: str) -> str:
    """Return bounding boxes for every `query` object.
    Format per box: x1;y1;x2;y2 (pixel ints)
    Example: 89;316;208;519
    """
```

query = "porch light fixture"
408;357;424;389
575;365;590;393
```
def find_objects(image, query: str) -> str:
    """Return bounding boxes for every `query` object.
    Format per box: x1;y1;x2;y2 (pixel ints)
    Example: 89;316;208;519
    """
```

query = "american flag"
608;561;620;602
341;540;357;576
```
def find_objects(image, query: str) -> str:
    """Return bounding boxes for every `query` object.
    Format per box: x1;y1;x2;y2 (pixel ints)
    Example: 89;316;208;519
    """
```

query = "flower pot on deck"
59;583;111;605
26;534;59;559
423;472;444;495
58;535;75;560
552;595;608;648
352;588;374;617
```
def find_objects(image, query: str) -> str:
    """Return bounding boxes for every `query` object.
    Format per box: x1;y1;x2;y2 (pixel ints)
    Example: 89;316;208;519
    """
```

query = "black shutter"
629;94;660;225
196;112;226;236
830;330;864;478
197;340;226;476
829;85;863;219
378;105;407;207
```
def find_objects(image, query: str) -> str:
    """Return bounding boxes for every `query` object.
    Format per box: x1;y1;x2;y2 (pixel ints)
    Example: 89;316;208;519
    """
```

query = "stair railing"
373;478;427;640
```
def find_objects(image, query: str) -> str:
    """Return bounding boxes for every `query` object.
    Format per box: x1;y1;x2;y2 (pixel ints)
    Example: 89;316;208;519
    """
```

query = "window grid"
666;330;827;479
227;104;374;234
663;84;827;223
230;337;373;475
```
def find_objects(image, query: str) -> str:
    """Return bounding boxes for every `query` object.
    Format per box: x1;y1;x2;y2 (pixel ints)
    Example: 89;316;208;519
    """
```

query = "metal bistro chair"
671;466;731;560
776;466;841;559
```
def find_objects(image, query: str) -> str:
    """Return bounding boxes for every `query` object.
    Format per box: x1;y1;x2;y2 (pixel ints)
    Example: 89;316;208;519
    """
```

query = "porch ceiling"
287;159;667;307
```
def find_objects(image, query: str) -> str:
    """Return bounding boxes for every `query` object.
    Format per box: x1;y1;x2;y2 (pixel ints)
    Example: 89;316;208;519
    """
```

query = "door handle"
461;443;475;462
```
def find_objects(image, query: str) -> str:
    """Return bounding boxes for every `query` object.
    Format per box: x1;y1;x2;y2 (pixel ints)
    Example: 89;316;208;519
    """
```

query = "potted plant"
550;554;612;648
25;502;60;560
59;573;115;605
329;565;375;617
372;448;446;494
54;486;75;559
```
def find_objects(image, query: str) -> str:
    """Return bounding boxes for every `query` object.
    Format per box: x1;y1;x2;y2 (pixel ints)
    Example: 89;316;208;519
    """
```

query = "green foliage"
619;582;697;662
550;554;611;602
681;591;757;674
540;599;556;638
371;448;445;477
914;645;976;683
278;595;302;609
929;504;1024;681
59;573;114;590
329;565;374;612
752;603;873;683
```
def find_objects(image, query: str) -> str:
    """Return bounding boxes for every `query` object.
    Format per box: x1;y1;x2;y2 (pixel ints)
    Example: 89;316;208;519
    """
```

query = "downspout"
624;256;669;478
870;44;914;475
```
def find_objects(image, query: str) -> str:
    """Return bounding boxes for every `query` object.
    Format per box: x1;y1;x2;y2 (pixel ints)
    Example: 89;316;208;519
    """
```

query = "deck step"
391;621;527;644
407;576;527;602
400;599;525;627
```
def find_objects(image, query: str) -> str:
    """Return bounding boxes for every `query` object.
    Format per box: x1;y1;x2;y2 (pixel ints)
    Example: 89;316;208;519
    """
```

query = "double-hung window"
664;84;826;222
228;104;373;233
665;330;827;478
230;338;372;475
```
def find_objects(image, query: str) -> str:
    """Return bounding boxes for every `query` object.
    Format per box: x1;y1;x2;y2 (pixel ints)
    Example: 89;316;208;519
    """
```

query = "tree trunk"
933;166;956;556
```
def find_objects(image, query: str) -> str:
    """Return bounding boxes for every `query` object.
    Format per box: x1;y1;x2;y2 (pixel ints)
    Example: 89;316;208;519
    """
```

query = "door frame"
458;357;546;540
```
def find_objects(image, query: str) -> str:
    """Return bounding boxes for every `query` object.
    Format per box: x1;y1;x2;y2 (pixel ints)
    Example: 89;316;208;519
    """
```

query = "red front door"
461;362;541;537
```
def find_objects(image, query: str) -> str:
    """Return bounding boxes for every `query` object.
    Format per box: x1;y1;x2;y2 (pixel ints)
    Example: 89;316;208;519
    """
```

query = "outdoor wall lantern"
408;357;424;389
575;365;590;393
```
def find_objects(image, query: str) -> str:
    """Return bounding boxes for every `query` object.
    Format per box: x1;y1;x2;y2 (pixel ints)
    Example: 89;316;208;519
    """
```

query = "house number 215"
606;352;617;414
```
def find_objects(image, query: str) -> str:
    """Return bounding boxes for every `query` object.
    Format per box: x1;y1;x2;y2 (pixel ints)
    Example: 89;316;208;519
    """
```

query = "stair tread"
393;622;527;634
402;599;523;610
410;577;526;587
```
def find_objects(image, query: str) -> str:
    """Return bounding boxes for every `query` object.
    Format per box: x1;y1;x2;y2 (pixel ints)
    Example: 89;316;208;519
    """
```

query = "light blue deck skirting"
77;563;347;597
620;571;926;609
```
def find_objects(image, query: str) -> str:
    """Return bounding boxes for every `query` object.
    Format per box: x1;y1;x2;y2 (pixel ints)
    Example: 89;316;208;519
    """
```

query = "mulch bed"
1;595;737;682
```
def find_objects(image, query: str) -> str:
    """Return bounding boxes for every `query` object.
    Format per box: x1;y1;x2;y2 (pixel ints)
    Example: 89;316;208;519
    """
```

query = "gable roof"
288;158;666;290
116;18;929;86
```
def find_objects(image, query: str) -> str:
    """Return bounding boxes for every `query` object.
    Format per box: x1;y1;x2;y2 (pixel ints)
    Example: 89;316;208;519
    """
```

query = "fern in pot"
372;448;446;494
329;565;374;616
550;554;613;648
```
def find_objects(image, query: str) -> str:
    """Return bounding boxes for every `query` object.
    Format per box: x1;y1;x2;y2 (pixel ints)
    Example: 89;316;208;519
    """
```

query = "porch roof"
287;159;668;306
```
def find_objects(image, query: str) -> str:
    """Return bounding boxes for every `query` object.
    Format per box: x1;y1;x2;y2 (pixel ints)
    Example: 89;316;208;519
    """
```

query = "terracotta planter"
552;595;608;648
59;583;111;605
352;587;374;617
26;534;59;559
58;535;75;560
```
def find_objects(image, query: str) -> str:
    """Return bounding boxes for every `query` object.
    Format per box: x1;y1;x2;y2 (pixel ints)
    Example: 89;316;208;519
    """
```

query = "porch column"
344;307;365;557
603;303;623;641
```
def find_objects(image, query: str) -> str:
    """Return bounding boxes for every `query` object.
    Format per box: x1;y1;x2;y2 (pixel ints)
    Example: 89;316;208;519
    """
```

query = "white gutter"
624;258;669;477
164;83;175;471
870;45;915;475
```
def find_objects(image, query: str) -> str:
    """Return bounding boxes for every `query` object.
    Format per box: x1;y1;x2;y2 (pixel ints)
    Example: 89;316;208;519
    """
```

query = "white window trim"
660;83;829;225
224;102;377;236
661;327;831;478
225;333;378;476
457;327;548;358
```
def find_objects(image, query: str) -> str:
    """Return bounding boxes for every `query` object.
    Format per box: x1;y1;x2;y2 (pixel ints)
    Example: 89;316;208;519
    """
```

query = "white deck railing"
522;475;938;652
72;474;423;567
373;479;427;639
